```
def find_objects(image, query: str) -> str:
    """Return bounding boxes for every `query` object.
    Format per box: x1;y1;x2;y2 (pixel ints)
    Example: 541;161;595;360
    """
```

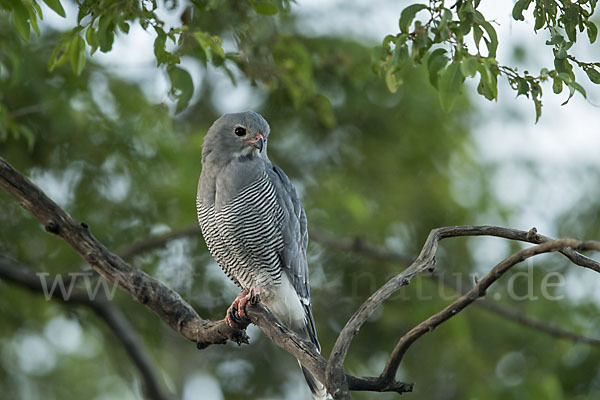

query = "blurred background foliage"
1;1;600;400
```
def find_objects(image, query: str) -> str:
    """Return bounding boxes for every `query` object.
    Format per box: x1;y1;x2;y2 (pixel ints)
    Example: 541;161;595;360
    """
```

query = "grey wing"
268;164;320;348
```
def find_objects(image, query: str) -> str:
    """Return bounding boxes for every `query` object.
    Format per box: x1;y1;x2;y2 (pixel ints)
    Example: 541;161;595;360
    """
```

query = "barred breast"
197;171;286;290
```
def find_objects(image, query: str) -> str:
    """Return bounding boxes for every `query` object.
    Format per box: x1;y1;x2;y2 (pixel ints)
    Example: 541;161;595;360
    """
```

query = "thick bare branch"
0;157;248;348
0;255;171;400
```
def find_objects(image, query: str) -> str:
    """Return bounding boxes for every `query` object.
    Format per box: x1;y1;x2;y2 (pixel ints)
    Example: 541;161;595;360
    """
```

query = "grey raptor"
196;111;327;399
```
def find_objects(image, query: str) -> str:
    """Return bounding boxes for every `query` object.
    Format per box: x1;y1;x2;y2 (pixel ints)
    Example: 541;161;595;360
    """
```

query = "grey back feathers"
196;111;327;399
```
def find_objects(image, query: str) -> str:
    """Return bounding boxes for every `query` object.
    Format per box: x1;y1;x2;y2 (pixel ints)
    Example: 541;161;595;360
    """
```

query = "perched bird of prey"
196;111;327;399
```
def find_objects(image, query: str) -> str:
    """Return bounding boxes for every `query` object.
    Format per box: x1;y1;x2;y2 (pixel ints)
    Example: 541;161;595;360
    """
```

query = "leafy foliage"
373;0;600;121
1;0;600;121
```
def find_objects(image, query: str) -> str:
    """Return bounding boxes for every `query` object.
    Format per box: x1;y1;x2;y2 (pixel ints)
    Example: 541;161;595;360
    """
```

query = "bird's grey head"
202;111;271;165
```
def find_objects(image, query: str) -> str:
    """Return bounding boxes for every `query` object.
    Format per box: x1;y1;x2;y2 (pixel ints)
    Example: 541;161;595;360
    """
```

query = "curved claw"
225;286;263;327
250;288;260;305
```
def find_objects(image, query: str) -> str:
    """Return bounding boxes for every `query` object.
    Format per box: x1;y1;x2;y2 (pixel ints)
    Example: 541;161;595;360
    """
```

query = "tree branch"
312;227;600;347
377;239;600;387
244;304;414;395
325;227;600;399
0;255;171;400
117;226;201;260
0;157;248;348
475;296;600;346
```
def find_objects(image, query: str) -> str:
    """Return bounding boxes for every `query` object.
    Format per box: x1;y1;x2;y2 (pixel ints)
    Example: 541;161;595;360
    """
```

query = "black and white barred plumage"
196;171;286;288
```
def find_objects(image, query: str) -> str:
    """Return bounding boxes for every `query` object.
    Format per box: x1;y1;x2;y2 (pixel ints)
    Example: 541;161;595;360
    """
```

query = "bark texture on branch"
0;157;248;348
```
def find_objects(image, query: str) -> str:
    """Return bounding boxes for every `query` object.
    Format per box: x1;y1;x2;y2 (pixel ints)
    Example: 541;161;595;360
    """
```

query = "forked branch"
325;228;600;399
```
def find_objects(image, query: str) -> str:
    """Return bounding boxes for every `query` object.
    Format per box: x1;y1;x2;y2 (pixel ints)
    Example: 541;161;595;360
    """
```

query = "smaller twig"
9;101;54;118
476;299;600;346
117;226;201;260
378;239;600;385
309;228;413;265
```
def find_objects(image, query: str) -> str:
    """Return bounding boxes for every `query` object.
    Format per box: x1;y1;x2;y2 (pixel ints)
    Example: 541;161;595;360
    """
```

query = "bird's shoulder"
199;158;267;209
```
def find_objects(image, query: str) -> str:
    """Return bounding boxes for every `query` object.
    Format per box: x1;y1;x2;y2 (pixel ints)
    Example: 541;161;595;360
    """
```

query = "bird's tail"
299;361;328;400
299;303;329;400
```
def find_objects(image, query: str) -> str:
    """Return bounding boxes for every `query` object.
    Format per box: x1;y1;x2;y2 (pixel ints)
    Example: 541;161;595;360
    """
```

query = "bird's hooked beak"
244;133;264;152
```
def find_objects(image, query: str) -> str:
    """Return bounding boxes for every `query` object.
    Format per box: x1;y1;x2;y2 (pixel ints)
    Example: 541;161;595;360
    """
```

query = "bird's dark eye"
234;127;246;137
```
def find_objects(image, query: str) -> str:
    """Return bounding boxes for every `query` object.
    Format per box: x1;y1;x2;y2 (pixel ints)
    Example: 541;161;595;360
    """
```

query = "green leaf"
12;3;31;41
385;68;400;93
193;32;225;62
118;21;130;34
534;6;545;30
167;66;194;112
562;80;586;106
571;81;586;98
27;5;40;36
457;2;475;25
390;42;410;70
86;27;98;54
434;8;452;41
516;77;529;96
555;46;567;60
552;76;563;94
563;5;579;42
479;20;498;57
97;16;115;52
427;48;449;88
472;24;483;51
438;62;465;111
554;57;573;79
399;4;427;34
411;29;432;62
43;0;66;18
533;97;542;122
249;0;278;16
512;0;532;21
153;27;180;65
588;22;598;44
69;35;86;75
546;28;565;45
476;61;498;100
585;68;600;84
460;56;478;78
33;1;43;19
